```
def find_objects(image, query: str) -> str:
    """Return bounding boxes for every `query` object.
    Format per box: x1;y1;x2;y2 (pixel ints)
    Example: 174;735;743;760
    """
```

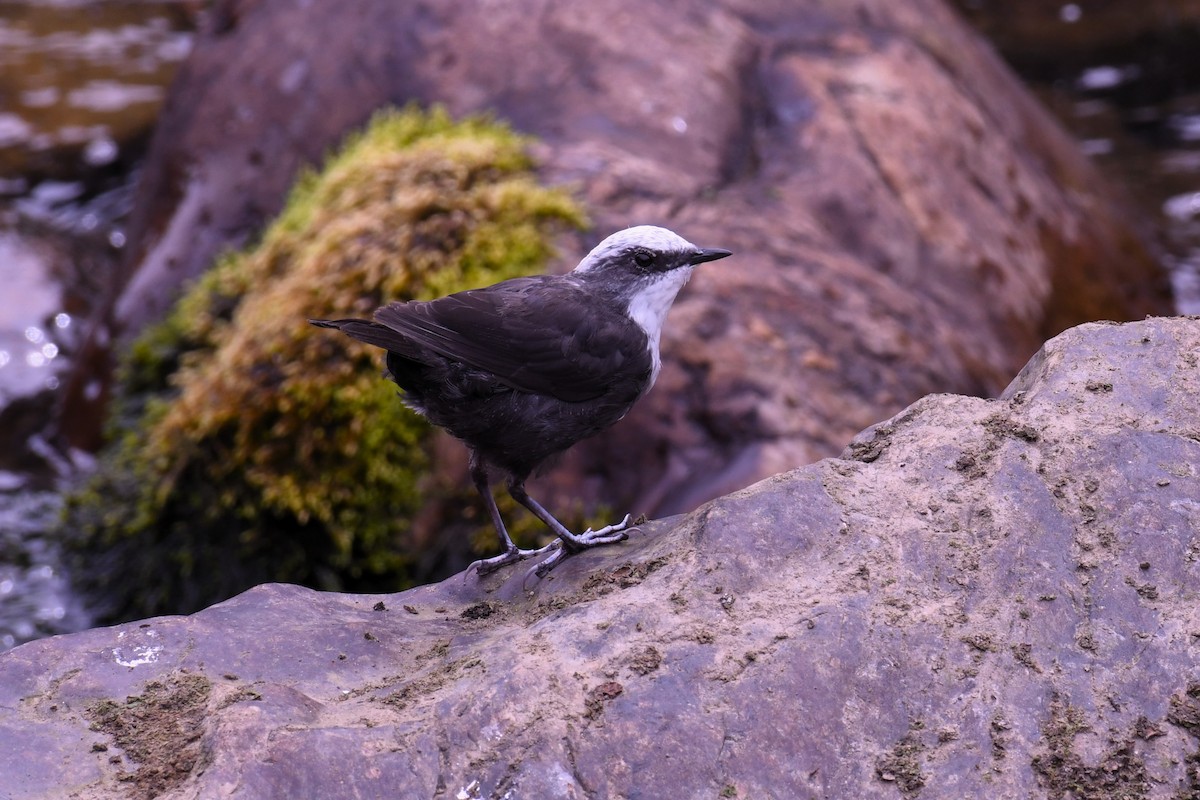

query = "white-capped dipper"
311;226;732;577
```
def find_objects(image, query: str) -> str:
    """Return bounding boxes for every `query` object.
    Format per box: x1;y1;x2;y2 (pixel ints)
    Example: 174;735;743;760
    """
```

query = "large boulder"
7;316;1200;798
60;0;1171;517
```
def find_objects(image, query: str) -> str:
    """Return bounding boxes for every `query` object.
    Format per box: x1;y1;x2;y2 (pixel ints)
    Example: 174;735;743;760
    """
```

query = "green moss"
64;106;586;621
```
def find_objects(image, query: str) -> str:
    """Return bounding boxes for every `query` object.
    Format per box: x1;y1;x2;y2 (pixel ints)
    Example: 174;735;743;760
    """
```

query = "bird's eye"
633;249;655;268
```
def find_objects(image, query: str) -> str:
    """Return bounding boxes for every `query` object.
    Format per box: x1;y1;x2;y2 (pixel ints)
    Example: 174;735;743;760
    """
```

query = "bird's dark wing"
370;277;652;403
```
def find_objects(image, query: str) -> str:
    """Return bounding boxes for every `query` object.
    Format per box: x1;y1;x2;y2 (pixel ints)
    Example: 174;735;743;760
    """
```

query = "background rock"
7;316;1200;798
61;0;1172;519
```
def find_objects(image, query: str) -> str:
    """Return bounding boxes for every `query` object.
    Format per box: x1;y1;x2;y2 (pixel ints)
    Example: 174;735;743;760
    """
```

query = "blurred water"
0;0;195;652
954;0;1200;312
0;488;91;649
0;232;68;402
0;0;192;177
0;0;195;410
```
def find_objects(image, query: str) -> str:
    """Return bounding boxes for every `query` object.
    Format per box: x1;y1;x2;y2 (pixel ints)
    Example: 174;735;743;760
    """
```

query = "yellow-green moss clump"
65;106;586;622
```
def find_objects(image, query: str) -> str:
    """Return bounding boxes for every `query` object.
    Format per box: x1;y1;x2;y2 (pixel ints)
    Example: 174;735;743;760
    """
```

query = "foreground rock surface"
7;316;1200;798
58;0;1171;519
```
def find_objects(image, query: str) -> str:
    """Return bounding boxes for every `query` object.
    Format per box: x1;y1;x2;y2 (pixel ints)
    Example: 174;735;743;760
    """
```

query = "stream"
0;0;196;649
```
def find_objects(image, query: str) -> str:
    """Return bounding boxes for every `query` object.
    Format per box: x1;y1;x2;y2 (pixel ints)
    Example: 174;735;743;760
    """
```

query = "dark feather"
309;318;412;353
370;276;652;403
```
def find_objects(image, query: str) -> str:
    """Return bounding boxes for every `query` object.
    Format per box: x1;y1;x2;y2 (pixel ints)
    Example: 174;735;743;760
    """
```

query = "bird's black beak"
689;247;733;266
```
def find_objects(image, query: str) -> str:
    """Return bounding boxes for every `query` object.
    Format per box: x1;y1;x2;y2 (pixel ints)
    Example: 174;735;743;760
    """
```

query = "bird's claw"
524;514;635;583
466;541;560;578
474;514;638;585
571;527;629;548
579;513;633;541
526;548;570;583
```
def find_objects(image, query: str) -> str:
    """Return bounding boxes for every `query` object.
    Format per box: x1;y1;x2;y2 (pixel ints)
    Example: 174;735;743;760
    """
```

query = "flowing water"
0;489;90;649
954;0;1200;311
0;0;196;650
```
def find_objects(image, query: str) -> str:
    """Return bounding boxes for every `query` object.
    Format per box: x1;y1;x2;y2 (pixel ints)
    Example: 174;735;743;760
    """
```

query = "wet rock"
6;316;1200;798
62;0;1171;520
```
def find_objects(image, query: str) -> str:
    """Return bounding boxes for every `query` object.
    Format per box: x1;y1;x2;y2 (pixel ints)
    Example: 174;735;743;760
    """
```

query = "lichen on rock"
63;106;586;622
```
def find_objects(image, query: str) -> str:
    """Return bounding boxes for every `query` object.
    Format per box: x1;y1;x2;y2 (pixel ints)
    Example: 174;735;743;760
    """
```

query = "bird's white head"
572;225;732;384
574;225;733;276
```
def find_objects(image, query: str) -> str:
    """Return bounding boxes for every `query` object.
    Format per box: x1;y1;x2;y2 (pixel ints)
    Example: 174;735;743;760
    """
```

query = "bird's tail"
309;317;417;353
308;318;342;330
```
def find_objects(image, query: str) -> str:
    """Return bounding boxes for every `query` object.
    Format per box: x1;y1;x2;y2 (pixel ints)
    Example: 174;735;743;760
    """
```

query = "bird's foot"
523;514;635;581
561;513;633;552
466;541;560;578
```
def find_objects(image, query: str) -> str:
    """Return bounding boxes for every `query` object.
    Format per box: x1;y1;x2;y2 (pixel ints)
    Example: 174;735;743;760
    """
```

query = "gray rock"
7;316;1200;798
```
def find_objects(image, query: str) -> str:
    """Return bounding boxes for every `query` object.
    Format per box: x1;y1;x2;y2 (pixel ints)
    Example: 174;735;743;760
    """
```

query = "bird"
310;225;732;577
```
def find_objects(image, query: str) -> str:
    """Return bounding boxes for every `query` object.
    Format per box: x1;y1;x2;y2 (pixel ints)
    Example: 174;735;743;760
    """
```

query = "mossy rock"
64;106;587;623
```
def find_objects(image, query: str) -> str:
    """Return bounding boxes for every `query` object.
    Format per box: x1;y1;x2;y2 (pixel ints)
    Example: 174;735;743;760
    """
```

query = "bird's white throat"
626;266;694;386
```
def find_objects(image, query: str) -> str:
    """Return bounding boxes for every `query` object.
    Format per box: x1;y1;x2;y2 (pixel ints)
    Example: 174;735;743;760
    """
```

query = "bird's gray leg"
465;454;556;577
506;478;630;576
